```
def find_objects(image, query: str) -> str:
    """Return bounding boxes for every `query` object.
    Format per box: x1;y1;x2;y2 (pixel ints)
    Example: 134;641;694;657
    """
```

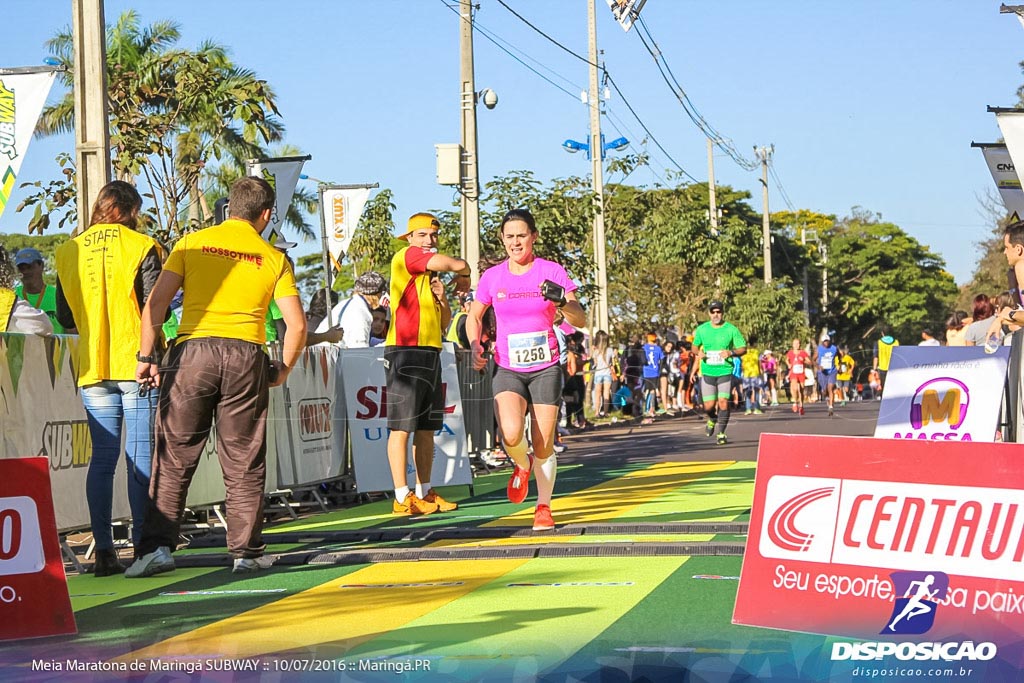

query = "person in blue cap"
15;246;69;333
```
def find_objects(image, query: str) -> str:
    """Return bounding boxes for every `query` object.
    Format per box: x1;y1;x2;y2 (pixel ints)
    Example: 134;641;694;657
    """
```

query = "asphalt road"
557;399;880;465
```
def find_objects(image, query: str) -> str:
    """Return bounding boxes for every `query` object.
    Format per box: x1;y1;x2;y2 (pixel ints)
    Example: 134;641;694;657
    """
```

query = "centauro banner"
246;155;309;248
0;69;56;223
322;186;371;273
976;143;1024;222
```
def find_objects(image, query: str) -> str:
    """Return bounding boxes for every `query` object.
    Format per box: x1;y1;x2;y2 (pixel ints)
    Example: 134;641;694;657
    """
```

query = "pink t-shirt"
476;257;576;373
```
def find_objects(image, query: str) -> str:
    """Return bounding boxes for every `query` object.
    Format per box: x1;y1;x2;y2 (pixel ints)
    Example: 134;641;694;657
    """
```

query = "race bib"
508;331;552;369
792;363;804;374
705;350;727;365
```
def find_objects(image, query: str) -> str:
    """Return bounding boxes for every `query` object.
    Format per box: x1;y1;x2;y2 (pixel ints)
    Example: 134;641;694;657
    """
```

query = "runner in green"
689;300;747;445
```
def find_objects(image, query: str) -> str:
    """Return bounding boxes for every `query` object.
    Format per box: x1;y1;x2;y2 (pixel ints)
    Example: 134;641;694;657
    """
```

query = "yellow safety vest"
0;288;15;333
445;310;467;346
55;223;161;385
877;338;899;372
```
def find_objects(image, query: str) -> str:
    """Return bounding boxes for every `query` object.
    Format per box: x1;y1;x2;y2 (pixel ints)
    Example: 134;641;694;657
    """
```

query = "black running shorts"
384;347;444;432
492;364;564;406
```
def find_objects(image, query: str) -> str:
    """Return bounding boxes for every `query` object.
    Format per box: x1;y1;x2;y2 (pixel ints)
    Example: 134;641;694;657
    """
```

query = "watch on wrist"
136;351;157;364
1011;310;1018;322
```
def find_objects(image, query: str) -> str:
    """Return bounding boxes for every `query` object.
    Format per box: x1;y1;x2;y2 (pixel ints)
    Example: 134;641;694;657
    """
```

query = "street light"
560;134;629;161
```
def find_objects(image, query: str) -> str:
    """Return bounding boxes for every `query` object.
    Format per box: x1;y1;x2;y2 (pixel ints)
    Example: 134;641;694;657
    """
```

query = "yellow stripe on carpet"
483;460;736;527
117;559;528;661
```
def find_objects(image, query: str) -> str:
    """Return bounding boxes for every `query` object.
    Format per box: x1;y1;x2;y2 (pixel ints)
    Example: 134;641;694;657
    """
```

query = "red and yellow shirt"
386;245;441;348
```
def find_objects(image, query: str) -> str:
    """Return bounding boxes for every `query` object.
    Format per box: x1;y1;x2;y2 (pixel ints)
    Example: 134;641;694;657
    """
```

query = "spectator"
0;246;52;335
945;311;970;346
919;329;941;346
316;271;387;348
15;246;69;334
963;294;997;347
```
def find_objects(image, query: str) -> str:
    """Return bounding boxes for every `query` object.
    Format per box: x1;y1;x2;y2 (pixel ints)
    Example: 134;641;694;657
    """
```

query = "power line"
494;0;596;67
768;162;795;212
634;15;758;172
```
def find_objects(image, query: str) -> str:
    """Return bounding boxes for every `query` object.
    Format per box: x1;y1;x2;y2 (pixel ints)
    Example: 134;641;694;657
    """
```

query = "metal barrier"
453;349;496;455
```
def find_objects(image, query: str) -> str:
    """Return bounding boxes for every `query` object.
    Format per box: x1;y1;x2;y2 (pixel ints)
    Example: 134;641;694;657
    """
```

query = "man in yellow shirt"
127;177;307;577
835;346;856;405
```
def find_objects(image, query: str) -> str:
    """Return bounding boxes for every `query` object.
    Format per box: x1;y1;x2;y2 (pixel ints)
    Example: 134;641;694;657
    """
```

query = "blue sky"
3;0;1023;285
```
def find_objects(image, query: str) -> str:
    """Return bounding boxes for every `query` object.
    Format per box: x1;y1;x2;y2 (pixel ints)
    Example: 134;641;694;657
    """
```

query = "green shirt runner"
692;321;746;377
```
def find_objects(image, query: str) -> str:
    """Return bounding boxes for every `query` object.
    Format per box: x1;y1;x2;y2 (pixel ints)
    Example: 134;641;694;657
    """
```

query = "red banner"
0;457;76;640
735;434;1024;651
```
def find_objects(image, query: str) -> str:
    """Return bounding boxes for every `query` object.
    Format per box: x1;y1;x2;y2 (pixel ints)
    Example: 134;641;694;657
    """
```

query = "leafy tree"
824;214;958;345
26;10;282;241
728;279;809;351
348;188;398;278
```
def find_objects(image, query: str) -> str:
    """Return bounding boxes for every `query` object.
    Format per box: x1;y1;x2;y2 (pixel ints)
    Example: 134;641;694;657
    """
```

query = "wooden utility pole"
459;0;481;284
588;0;609;333
707;137;718;235
755;145;774;283
71;0;111;232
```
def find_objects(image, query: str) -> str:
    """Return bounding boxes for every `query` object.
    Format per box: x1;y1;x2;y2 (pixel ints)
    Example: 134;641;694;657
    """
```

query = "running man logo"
297;398;332;442
41;421;92;471
0;79;17;160
881;571;949;635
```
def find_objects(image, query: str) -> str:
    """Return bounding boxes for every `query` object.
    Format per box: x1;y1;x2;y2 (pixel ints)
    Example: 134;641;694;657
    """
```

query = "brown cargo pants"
137;337;270;559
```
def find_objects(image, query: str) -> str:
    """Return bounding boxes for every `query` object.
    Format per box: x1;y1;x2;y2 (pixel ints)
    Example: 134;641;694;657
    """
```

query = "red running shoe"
533;504;555;531
507;453;534;504
799;405;805;415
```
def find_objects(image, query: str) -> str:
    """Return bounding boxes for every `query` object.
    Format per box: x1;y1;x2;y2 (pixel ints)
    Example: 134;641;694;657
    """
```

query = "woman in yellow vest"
55;181;163;577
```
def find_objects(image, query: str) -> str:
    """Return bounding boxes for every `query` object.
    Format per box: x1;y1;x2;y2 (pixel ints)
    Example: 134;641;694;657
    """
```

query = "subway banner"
734;434;1024;671
340;344;472;493
975;143;1024;222
873;346;1009;442
0;457;76;641
0;68;57;223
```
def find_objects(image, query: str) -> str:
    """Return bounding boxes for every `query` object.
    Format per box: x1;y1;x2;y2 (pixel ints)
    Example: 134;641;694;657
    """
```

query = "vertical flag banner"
974;143;1024;221
0;69;56;223
322;187;371;273
246;155;309;247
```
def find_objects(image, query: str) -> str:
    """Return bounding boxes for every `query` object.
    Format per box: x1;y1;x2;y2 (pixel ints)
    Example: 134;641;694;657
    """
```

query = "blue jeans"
80;381;156;550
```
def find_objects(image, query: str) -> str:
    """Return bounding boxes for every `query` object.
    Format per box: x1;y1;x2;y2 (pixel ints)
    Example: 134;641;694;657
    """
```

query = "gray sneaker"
125;546;175;578
232;556;275;574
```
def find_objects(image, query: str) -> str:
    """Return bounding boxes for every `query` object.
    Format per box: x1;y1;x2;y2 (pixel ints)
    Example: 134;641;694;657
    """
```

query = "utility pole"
821;243;829;313
707;137;718;235
800;227;810;327
755;145;774;283
459;0;481;284
588;0;609;334
72;0;111;232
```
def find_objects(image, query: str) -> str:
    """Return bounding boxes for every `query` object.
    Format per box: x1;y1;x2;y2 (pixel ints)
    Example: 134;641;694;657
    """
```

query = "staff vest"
0;288;15;333
877;337;899;371
55;223;160;385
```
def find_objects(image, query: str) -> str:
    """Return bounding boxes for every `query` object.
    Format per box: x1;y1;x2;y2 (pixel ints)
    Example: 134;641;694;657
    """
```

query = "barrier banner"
874;346;1009;442
0;457;76;640
274;343;346;487
735;433;1024;656
340;344;471;493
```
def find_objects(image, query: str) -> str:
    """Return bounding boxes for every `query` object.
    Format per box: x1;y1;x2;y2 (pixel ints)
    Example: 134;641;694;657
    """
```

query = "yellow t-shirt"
741;348;761;378
836;353;855;381
164;219;298;344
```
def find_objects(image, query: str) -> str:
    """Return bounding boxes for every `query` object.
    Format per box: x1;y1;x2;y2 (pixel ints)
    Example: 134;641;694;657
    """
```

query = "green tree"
348;189;398;278
825;213;958;345
728;279;809;351
28;10;282;241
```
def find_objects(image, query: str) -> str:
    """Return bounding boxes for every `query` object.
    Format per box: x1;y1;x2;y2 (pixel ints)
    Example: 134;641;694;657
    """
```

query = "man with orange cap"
385;213;471;515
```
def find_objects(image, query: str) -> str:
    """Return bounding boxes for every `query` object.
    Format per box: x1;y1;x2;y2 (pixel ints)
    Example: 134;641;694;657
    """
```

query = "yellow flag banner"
0;68;56;223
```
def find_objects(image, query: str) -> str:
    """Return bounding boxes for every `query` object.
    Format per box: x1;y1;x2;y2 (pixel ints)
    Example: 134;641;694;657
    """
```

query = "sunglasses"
710;309;723;314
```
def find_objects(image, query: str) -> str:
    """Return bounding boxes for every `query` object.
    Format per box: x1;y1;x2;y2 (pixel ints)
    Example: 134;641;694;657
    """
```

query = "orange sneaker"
507;454;534;504
422;489;458;512
393;492;439;516
533;504;555;531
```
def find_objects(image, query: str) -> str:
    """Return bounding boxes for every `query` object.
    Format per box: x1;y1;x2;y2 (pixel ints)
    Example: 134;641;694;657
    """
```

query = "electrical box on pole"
435;144;463;186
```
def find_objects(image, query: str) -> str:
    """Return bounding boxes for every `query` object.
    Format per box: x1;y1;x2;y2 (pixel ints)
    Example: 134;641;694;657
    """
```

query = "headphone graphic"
910;377;969;430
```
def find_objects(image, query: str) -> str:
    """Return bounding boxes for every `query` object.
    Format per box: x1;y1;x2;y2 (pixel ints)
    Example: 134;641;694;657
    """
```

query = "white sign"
874;346;1009;442
978;144;1024;221
341;345;472;493
323;187;371;273
246;156;308;247
0;69;56;223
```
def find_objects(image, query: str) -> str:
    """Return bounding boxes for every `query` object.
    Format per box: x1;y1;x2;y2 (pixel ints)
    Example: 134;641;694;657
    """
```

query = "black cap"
708;300;724;312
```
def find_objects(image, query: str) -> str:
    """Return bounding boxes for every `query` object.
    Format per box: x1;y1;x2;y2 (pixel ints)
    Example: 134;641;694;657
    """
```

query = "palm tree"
37;10;284;240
